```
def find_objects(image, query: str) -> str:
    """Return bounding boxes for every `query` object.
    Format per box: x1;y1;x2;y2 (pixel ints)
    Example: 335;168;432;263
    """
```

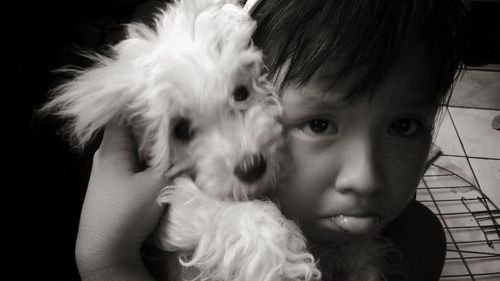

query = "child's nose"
334;138;384;196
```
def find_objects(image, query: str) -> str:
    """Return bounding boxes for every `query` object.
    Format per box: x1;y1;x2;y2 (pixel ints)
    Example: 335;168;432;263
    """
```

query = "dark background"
3;1;158;280
2;0;499;280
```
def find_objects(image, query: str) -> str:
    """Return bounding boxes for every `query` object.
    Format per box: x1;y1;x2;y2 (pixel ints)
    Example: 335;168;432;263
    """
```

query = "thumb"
98;120;141;173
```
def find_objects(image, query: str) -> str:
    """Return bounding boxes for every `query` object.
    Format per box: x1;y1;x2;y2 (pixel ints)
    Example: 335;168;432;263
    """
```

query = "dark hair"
252;0;467;105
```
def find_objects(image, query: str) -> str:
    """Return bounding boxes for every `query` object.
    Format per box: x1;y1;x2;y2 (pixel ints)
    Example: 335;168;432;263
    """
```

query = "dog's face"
143;1;284;200
165;64;283;200
44;0;283;201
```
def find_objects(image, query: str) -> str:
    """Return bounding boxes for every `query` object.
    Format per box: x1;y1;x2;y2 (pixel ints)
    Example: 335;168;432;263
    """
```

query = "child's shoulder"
382;200;446;281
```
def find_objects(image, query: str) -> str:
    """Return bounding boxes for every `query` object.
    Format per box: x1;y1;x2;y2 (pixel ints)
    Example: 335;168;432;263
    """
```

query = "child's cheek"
386;138;430;202
280;132;336;194
287;128;337;153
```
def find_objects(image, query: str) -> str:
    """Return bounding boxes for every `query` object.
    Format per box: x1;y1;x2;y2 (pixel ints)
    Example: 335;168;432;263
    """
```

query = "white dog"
42;0;392;280
42;0;320;280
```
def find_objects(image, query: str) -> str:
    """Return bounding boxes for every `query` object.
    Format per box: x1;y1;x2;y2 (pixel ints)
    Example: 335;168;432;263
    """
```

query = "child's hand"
75;121;168;280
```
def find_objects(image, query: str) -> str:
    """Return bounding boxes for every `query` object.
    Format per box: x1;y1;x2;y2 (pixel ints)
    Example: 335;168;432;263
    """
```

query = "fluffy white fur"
42;0;391;280
156;177;319;281
43;0;320;280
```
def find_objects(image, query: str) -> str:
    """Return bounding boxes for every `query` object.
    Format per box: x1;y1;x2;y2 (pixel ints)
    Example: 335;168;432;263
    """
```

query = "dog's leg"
180;200;321;281
155;177;222;252
155;177;321;281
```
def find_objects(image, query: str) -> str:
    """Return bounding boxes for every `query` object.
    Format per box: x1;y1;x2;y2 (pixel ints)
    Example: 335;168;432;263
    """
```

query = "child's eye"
389;118;422;137
302;118;338;135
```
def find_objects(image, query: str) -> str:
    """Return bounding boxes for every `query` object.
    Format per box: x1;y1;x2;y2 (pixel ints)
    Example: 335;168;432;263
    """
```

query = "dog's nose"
234;153;267;183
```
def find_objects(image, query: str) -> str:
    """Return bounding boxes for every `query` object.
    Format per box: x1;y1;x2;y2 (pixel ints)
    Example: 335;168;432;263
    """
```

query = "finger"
138;165;170;190
99;119;140;173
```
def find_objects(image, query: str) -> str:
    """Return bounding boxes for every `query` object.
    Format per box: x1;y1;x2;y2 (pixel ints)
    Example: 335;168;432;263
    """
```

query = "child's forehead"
304;42;436;105
283;81;435;112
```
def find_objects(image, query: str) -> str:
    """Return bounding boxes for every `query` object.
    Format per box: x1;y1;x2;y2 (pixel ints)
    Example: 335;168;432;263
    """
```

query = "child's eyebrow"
282;92;350;121
388;89;437;109
293;92;351;111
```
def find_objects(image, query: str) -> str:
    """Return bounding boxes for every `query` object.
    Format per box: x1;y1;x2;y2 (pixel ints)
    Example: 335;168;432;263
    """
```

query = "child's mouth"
332;215;380;235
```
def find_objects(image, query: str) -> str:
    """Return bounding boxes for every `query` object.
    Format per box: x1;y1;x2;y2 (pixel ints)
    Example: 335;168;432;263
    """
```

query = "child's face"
275;44;437;243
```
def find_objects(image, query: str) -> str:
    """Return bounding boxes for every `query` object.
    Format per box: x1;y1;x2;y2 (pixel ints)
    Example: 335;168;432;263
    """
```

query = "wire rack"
417;162;500;280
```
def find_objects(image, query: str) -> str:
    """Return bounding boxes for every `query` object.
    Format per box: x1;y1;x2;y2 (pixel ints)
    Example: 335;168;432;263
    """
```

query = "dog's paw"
155;177;223;251
278;219;322;281
178;200;321;281
156;177;196;206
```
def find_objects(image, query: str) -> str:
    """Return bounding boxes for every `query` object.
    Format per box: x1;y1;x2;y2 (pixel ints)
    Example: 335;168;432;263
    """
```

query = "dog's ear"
190;0;255;55
40;23;157;149
131;103;173;174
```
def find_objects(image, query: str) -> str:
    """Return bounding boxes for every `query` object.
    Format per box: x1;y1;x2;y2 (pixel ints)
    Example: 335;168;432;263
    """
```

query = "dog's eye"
233;86;249;102
173;118;194;141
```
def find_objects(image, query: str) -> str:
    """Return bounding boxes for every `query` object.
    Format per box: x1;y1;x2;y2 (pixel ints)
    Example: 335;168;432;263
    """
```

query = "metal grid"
417;163;500;280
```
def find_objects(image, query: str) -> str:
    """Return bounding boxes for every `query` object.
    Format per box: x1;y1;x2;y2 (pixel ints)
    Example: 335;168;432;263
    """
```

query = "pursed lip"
317;210;385;235
320;209;384;219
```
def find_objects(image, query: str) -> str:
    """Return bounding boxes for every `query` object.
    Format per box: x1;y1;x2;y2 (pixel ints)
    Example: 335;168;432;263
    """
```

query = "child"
74;0;466;280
